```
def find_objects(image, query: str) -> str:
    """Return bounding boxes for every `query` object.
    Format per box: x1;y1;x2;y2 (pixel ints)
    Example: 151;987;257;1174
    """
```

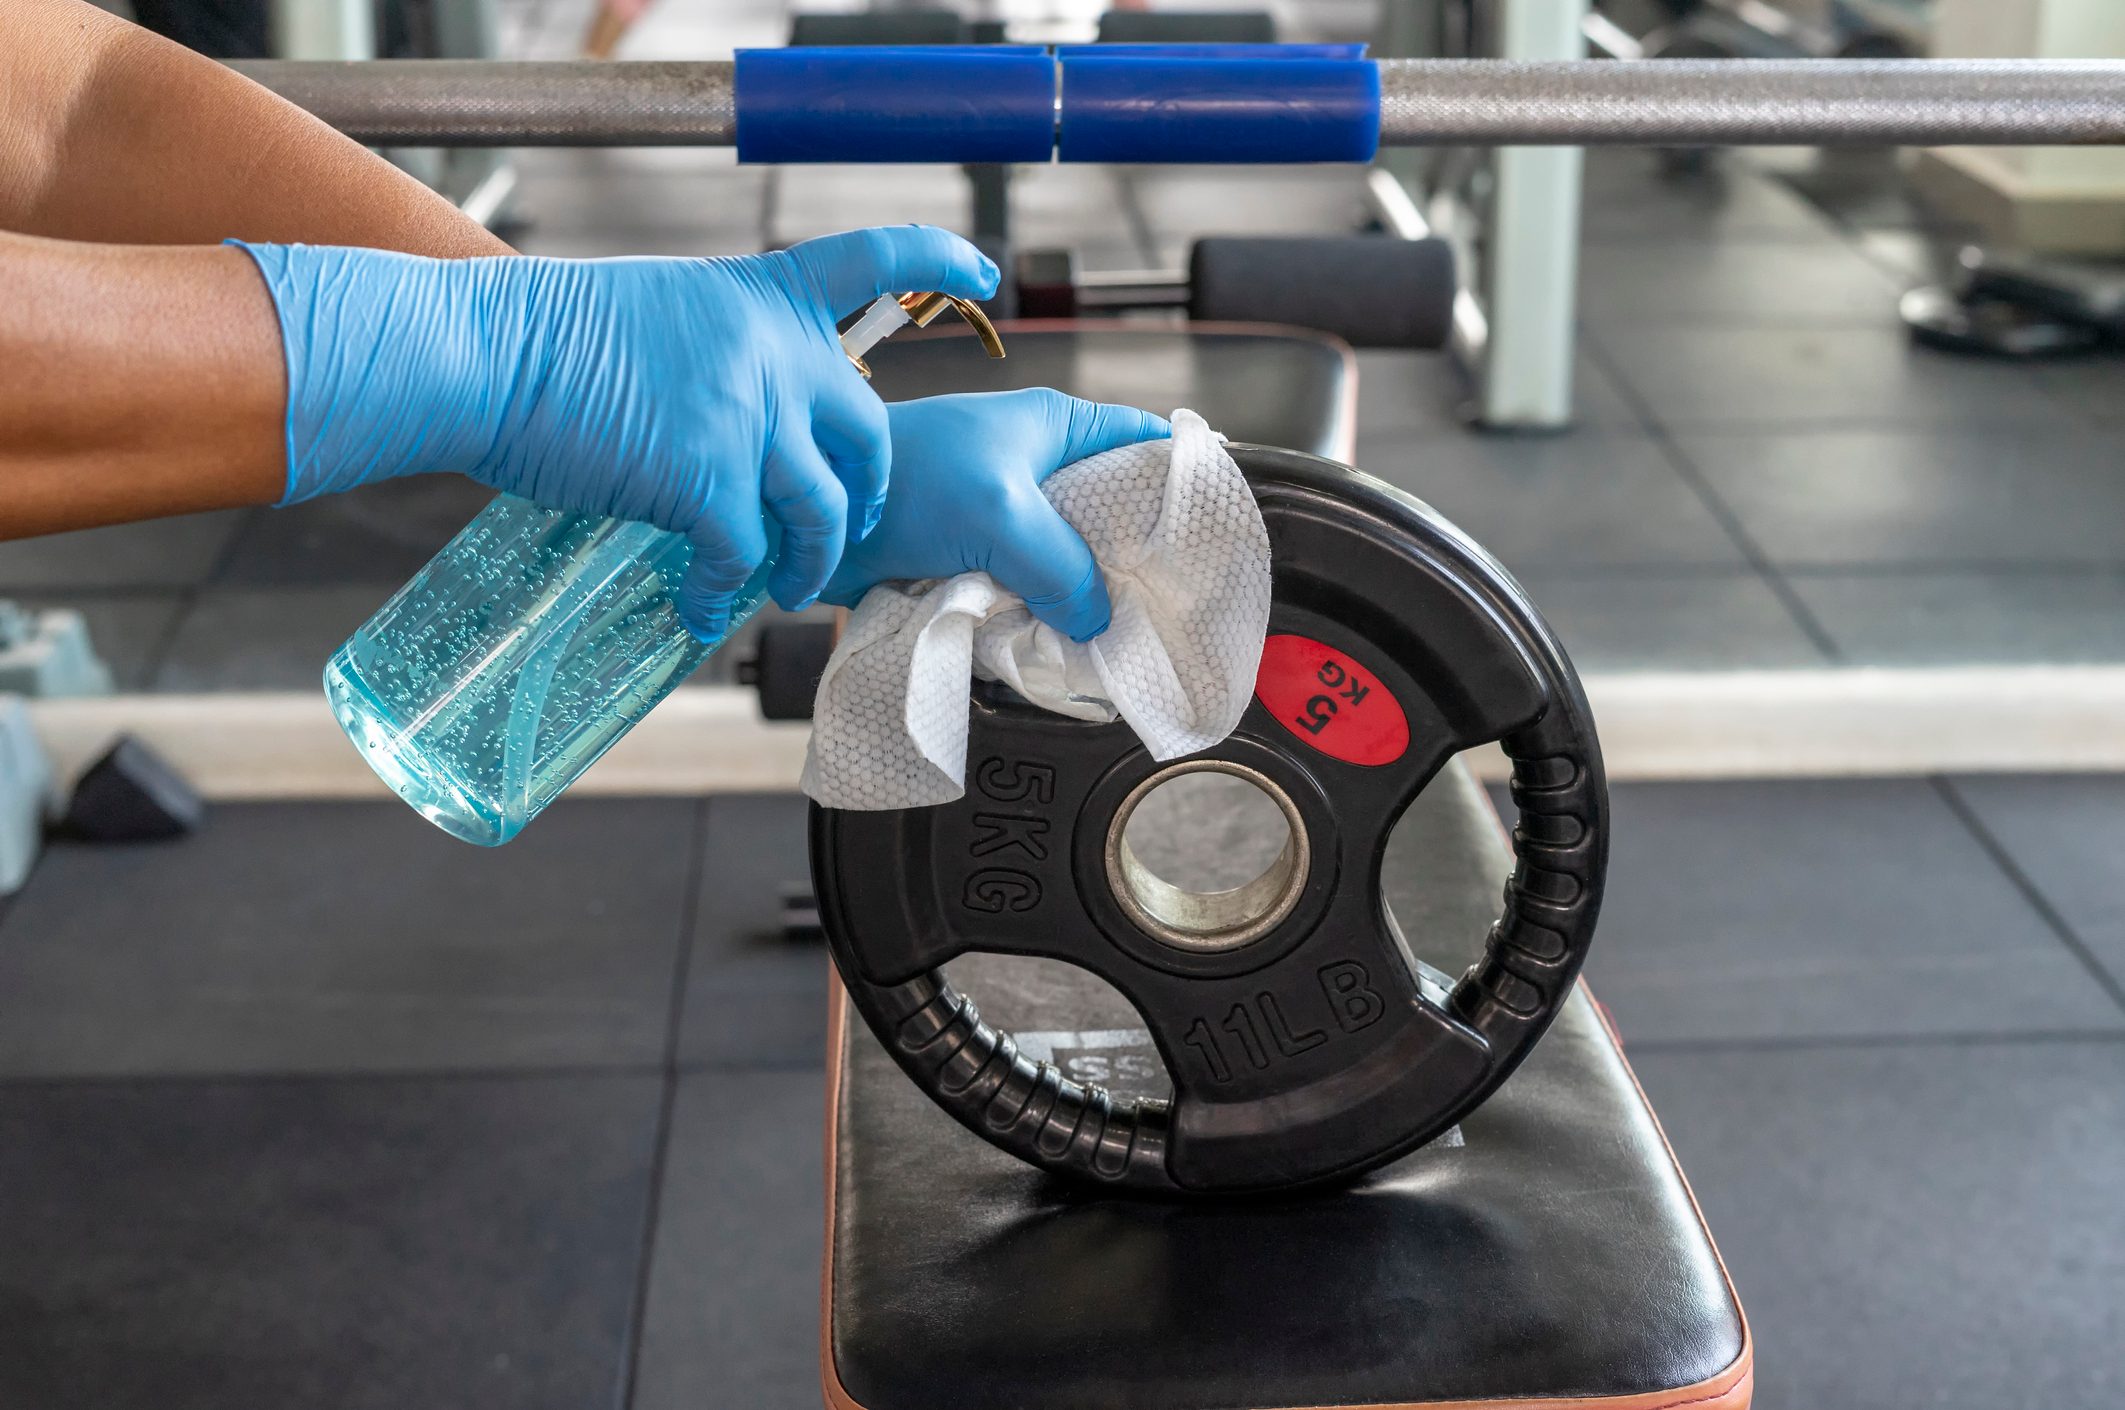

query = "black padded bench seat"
820;764;1752;1410
866;322;1357;463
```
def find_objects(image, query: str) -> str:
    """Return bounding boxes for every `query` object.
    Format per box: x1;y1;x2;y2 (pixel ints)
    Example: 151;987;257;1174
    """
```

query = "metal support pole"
271;0;374;62
228;58;2125;149
430;0;517;230
1476;0;1587;431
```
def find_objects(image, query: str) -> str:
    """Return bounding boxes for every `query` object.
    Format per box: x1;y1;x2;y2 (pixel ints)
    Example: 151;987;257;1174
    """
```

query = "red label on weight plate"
1254;634;1409;766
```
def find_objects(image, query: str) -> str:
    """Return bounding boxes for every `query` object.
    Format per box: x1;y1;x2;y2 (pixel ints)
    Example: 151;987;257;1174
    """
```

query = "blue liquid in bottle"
324;495;772;846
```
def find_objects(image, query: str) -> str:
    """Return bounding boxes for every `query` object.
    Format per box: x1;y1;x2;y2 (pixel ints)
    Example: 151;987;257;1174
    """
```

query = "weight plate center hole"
1105;761;1311;953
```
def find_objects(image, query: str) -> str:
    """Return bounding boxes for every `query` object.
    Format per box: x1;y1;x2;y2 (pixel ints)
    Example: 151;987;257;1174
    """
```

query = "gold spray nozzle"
847;291;1007;379
897;292;1008;359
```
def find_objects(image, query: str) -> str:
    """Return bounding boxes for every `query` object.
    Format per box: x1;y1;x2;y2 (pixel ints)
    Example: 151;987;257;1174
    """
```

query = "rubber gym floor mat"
675;793;836;1071
0;798;698;1078
0;1071;663;1410
1570;778;2125;1045
1633;1038;2125;1410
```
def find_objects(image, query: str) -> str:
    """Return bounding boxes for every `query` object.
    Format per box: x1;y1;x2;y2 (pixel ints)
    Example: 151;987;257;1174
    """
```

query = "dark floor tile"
1588;779;2125;1044
0;511;251;592
1578;236;1903;326
630;1070;826;1410
1357;431;1745;575
1946;774;2125;998
0;799;696;1077
152;586;383;691
677;794;832;1069
1354;350;1477;440
1566;342;1653;431
1680;427;2125;569
1788;571;2125;666
1850;227;1966;285
6;592;187;691
0;1072;661;1410
1630;1040;2125;1410
1353;347;1644;440
1512;571;1827;672
2029;356;2125;429
214;478;496;586
1580;151;1840;244
1766;151;1985;236
1589;324;2066;429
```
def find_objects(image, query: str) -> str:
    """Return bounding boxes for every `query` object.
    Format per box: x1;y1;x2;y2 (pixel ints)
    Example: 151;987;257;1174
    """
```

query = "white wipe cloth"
802;409;1271;809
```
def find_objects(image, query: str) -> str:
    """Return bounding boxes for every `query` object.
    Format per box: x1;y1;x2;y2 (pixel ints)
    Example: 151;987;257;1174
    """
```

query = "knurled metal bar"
228;57;2125;149
229;60;739;145
1378;59;2125;146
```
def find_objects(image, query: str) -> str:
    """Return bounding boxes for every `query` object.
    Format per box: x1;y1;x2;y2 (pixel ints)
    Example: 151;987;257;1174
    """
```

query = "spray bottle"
323;292;1003;845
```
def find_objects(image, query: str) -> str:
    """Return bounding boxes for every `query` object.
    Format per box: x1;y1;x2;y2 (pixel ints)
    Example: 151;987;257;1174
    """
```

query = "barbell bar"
227;57;2125;152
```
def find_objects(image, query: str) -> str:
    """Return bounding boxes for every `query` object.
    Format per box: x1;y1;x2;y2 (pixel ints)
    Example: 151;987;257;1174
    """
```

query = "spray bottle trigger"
846;292;1007;379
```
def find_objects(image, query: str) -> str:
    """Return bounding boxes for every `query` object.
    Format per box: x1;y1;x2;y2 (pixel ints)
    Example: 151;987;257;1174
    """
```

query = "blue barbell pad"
734;45;1380;165
1057;43;1370;60
735;47;1055;163
1059;53;1380;164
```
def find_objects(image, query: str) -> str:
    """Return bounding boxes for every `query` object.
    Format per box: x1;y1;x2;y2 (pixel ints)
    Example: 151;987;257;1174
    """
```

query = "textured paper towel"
802;409;1271;809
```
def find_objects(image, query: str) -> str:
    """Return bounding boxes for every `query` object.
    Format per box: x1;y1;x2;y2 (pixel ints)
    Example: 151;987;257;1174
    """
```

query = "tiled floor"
5;778;2125;1409
0;793;826;1410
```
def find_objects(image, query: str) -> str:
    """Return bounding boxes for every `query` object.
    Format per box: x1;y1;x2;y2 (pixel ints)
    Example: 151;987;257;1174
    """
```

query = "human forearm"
0;232;285;534
0;0;507;256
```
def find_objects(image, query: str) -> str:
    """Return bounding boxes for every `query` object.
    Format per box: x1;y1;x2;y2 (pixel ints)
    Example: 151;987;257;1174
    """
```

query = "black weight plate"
811;446;1607;1195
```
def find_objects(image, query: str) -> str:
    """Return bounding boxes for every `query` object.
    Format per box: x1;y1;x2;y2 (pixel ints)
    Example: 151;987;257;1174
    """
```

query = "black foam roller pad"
744;622;838;723
59;736;206;843
1189;236;1457;350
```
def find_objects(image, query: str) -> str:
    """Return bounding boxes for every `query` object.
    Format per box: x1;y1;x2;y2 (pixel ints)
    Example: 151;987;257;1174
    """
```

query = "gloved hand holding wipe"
232;226;1140;643
805;409;1272;811
824;391;1173;642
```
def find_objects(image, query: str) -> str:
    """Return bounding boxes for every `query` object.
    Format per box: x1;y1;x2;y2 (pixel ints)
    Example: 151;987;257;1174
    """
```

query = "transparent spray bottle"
324;292;1005;846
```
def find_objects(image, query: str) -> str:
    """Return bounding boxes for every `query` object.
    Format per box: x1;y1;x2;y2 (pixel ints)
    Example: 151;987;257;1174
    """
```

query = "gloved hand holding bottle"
235;225;999;640
228;224;1178;845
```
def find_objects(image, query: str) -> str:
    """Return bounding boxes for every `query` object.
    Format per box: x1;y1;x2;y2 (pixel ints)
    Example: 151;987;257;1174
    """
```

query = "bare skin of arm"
1;234;287;535
0;0;511;534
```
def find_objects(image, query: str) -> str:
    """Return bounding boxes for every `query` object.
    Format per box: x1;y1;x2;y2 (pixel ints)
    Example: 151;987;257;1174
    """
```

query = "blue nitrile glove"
231;227;997;640
820;390;1171;642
